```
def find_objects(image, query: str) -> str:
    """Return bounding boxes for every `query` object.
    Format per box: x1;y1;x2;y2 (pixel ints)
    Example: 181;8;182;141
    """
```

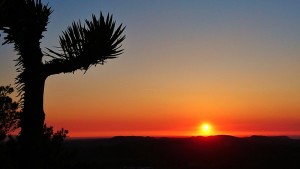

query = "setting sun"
200;123;213;136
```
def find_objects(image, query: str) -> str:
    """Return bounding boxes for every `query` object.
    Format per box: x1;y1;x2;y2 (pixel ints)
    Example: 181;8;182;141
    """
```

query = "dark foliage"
0;85;20;141
40;125;85;169
45;13;125;74
0;123;81;169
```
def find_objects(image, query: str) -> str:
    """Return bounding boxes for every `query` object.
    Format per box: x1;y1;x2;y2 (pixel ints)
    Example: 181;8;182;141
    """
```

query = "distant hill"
65;135;300;169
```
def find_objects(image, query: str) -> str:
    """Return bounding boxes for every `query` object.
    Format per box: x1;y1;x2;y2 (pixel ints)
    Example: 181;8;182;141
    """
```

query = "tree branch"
43;56;114;77
43;12;125;77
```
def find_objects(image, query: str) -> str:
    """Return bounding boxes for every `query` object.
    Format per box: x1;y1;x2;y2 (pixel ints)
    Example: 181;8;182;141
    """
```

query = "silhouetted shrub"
41;124;75;169
0;85;20;141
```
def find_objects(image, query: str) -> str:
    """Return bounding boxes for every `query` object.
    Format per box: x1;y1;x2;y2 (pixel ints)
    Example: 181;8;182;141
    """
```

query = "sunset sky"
1;0;300;137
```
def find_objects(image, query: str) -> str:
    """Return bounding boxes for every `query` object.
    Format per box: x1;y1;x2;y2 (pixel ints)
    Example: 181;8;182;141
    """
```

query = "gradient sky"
1;0;300;137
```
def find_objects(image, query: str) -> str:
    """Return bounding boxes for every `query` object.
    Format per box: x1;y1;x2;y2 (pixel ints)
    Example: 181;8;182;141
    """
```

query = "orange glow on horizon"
45;114;300;138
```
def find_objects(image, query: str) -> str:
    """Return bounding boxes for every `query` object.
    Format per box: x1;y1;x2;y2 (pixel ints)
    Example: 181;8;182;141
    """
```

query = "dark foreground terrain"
64;135;300;169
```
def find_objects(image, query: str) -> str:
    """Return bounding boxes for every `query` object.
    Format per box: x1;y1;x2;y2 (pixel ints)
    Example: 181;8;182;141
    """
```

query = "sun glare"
200;123;213;136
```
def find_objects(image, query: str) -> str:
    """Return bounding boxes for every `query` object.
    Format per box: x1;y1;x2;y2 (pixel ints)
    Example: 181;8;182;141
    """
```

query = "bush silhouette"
0;85;20;141
0;119;74;169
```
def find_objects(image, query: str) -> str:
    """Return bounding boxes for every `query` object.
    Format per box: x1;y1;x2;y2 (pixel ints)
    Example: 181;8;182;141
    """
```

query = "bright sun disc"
200;123;213;136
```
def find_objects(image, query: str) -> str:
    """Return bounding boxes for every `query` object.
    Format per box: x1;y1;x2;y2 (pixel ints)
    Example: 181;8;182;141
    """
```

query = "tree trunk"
18;41;47;168
19;76;46;169
20;75;46;144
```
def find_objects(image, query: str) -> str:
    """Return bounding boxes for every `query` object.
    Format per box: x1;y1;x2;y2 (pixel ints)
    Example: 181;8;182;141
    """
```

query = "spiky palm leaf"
0;0;52;44
45;13;125;75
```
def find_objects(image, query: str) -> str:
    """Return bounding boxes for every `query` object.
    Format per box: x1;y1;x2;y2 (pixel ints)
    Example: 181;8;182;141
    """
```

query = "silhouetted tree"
0;0;125;168
0;85;19;141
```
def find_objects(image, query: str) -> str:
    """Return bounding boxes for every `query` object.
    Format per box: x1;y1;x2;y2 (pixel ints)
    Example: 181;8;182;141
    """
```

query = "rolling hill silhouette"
64;135;300;169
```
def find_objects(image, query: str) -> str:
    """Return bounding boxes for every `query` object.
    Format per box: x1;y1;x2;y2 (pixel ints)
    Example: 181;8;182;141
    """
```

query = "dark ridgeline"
0;0;125;168
65;135;300;169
